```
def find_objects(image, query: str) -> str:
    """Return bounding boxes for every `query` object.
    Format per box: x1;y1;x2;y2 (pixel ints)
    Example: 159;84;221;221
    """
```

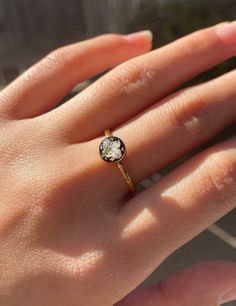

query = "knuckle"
156;280;172;303
41;46;72;71
113;62;157;99
168;88;212;137
203;149;236;208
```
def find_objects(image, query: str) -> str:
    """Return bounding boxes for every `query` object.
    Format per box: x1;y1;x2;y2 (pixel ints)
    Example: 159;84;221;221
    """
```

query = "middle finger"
96;69;236;196
50;22;236;141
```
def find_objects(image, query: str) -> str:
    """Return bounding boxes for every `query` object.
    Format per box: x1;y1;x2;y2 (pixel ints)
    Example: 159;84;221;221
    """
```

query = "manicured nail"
124;30;153;44
213;21;231;29
215;21;236;46
219;286;236;304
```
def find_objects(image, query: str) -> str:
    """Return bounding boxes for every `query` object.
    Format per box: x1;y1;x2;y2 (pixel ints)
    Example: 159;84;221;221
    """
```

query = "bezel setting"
99;136;126;163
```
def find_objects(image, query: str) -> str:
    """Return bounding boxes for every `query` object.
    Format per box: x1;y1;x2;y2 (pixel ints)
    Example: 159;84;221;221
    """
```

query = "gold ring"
99;129;135;193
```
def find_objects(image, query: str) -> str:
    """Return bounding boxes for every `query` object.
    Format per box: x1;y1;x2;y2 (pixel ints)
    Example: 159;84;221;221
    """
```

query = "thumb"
115;261;236;306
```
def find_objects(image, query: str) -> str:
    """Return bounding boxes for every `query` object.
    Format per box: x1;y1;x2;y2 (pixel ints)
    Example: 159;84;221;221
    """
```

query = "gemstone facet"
99;136;126;163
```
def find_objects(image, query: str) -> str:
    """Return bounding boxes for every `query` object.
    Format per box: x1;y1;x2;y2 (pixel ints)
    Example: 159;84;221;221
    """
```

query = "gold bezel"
99;129;135;192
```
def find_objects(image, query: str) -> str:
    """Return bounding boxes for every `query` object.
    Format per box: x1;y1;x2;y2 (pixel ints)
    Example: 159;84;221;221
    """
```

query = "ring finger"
91;68;236;197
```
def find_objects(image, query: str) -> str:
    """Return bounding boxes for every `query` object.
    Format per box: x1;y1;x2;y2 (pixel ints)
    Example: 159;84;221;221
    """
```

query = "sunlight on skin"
1;21;236;305
57;249;105;277
161;148;236;211
120;207;158;240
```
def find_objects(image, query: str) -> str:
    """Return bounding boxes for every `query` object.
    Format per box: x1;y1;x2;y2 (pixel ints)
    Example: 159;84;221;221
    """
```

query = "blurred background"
0;0;235;305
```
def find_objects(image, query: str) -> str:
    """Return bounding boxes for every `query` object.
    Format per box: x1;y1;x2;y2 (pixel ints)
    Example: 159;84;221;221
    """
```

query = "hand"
0;23;235;306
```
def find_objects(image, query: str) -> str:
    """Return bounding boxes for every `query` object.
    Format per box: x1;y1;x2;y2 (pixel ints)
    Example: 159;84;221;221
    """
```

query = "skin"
0;23;235;306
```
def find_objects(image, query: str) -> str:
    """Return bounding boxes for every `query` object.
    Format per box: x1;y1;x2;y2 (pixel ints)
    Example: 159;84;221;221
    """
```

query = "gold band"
104;129;135;193
116;162;135;192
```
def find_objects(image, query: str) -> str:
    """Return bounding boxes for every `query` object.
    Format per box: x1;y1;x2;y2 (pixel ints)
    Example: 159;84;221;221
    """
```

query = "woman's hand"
0;23;235;306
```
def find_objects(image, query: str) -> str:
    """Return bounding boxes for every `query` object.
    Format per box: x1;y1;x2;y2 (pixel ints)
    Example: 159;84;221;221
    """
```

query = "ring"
99;129;135;193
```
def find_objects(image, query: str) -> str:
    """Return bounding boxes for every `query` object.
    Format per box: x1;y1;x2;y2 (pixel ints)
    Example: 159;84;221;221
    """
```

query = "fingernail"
124;30;153;44
219;286;236;304
213;21;231;29
215;21;236;46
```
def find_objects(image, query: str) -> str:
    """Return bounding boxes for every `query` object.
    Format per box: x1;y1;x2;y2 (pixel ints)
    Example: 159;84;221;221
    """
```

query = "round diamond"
99;136;126;163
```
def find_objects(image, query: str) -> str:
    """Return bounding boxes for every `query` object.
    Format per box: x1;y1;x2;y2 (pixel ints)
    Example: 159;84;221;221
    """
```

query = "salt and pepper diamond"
99;136;126;163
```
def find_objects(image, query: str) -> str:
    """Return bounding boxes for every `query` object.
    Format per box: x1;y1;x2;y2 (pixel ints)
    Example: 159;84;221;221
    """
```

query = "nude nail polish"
215;21;236;46
124;30;153;43
219;286;236;304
